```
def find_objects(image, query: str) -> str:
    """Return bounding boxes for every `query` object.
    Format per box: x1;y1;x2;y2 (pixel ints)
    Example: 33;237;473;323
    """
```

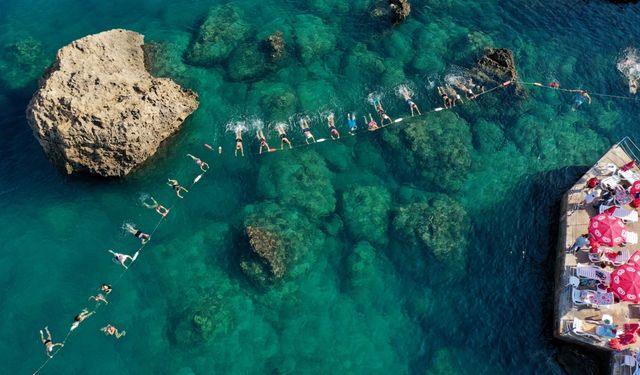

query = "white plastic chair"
599;205;638;222
619;169;640;184
626;232;639;245
574;264;610;283
601;175;622;190
613;250;632;267
567;276;580;288
566;318;602;342
572;288;590;306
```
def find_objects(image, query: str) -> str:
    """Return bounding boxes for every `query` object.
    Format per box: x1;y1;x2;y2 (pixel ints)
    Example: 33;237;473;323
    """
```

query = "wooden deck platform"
554;142;640;375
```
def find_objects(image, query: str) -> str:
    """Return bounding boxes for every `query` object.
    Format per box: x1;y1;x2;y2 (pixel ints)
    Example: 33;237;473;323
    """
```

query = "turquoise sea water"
1;0;640;374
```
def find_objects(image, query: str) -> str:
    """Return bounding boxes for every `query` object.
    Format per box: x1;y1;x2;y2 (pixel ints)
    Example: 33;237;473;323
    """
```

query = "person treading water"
365;114;380;131
70;308;94;331
347;113;357;135
257;129;271;154
39;326;64;358
299;118;316;144
373;100;393;125
573;90;592;110
275;123;293;149
167;179;188;198
124;223;150;244
398;85;421;116
234;128;244;157
186;154;209;172
108;250;138;269
101;324;126;339
327;113;340;139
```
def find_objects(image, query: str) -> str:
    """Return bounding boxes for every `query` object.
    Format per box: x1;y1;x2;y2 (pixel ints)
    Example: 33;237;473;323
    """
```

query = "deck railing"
617;136;640;164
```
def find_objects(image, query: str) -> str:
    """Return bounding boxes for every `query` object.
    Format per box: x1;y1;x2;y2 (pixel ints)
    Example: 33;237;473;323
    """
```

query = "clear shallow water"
1;0;639;374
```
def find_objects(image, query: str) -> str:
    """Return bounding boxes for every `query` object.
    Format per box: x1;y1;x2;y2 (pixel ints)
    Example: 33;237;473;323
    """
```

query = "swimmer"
123;223;150;244
70;308;94;331
399;85;421;116
365;114;379;131
101;324;126;339
275;123;293;149
373;100;393;125
101;284;113;295
108;250;137;269
327;113;340;139
573;90;592;110
39;326;63;358
234;128;244;157
186;154;209;172
257;129;271;154
437;86;452;108
347;113;358;135
167;179;188;198
630;77;638;95
141;195;158;209
89;293;108;305
549;81;560;89
445;85;464;106
300;118;316;144
452;79;474;99
156;205;170;218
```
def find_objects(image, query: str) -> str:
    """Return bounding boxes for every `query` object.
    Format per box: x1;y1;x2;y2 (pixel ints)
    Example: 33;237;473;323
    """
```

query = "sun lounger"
619;169;640;184
601;175;622;190
597;162;618;176
626;232;639;245
613;250;632;267
572;288;614;308
574;264;610;283
565;318;602;342
600;205;640;223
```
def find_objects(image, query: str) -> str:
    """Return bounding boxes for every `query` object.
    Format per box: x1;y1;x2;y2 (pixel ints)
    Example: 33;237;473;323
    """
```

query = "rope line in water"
519;80;640;102
31;80;516;374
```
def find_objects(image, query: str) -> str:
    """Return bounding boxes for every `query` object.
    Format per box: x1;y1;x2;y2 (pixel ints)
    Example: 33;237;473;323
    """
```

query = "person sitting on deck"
299;118;316;144
569;234;590;253
327;113;340;139
39;326;64;358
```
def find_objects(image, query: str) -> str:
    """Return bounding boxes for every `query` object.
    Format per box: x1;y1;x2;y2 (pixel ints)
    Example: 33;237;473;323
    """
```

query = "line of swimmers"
231;86;424;156
37;153;210;359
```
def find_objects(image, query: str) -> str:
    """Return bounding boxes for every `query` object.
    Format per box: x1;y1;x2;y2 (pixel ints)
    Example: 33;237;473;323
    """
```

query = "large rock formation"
245;226;286;279
389;0;411;24
26;29;198;176
263;31;285;60
471;47;525;96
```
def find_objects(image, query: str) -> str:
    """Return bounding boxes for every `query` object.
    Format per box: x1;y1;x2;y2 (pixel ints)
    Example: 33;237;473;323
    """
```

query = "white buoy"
434;107;444;112
316;138;327;143
193;174;202;184
394;118;403;123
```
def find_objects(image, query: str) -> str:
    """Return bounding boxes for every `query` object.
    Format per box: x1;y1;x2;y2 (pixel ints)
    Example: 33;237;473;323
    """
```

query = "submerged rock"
26;29;199;176
184;5;251;67
0;36;49;91
389;0;411;24
471;47;525;96
245;226;285;278
263;31;285;60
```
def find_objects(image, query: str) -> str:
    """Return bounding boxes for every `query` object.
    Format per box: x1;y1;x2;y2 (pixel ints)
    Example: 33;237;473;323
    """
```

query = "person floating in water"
124;223;150;244
327;113;340;140
234;128;244;157
141;195;170;218
156;205;170;218
300;118;316;144
451;79;474;99
101;324;126;339
256;129;271;154
70;308;94;331
101;284;113;295
274;123;292;150
347;113;357;135
445;85;463;106
549;81;560;89
399;85;421;116
39;326;64;358
573;90;592;110
167;179;188;198
89;293;108;305
373;100;393;125
186;154;209;172
365;114;379;131
437;86;452;108
108;250;137;269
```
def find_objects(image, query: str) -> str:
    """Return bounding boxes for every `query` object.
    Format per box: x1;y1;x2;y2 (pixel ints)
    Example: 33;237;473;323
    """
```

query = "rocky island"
26;29;199;177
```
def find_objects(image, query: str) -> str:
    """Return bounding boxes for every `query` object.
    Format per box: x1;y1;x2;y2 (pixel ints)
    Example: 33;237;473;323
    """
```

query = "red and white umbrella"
589;213;627;246
611;252;640;302
631;180;640;197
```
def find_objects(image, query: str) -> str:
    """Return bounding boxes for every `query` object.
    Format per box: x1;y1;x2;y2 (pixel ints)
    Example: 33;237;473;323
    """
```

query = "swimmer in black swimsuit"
70;308;94;331
256;129;271;154
167;179;188;198
101;283;113;294
124;223;150;244
374;101;393;125
275;123;292;149
299;118;316;144
437;86;452;109
327;113;340;140
39;326;63;357
234;128;244;156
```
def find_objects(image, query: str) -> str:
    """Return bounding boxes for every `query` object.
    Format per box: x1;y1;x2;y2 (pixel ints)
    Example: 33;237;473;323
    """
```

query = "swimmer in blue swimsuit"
399;85;420;116
347;113;357;135
573;90;591;110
